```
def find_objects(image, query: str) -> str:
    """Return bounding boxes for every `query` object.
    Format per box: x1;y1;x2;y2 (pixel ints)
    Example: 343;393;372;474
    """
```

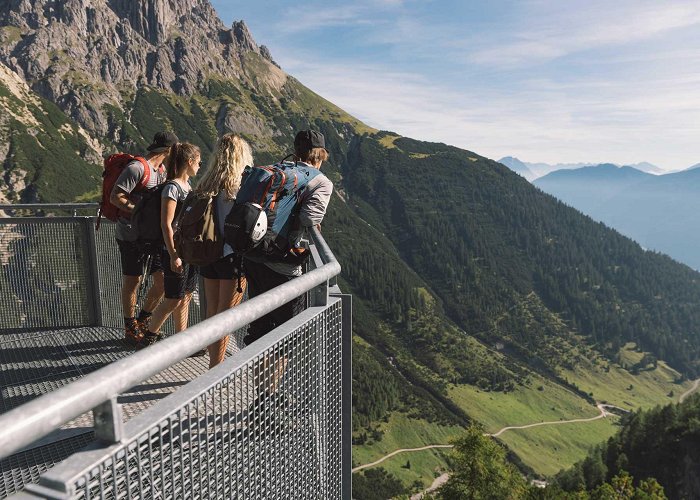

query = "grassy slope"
0;80;101;202
355;346;692;485
353;412;461;490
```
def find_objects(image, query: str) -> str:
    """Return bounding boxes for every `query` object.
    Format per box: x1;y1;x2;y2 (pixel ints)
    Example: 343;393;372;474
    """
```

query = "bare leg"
203;278;220;320
172;293;192;333
121;275;140;318
208;278;247;368
143;270;164;313
148;298;181;333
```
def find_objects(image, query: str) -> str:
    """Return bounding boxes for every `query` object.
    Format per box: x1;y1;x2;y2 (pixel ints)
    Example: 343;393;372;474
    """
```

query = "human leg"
208;277;247;368
143;270;164;314
143;250;192;344
172;293;191;333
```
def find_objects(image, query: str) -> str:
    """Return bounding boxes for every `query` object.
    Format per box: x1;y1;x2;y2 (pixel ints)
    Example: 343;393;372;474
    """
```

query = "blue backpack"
224;161;322;263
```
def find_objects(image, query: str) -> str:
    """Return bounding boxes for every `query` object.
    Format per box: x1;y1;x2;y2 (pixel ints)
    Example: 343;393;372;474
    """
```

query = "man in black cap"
241;130;333;415
244;129;333;346
110;131;178;347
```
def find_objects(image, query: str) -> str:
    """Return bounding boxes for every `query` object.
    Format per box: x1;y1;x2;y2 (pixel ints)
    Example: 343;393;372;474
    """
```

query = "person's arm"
110;162;144;214
111;189;134;213
160;193;182;273
299;176;333;227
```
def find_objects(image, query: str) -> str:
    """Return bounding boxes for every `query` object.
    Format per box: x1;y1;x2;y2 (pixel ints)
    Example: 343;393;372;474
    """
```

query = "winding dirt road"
352;445;454;473
353;403;620;473
679;379;700;403
488;403;614;437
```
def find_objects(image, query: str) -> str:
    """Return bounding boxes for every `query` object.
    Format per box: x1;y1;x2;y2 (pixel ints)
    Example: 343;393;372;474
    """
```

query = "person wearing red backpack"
109;131;178;346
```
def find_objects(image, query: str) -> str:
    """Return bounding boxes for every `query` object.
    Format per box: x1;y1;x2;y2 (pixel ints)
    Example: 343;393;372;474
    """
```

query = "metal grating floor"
0;326;245;498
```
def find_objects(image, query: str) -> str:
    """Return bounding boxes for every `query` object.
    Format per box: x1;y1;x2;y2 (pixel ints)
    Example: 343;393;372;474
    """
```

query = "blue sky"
211;0;700;171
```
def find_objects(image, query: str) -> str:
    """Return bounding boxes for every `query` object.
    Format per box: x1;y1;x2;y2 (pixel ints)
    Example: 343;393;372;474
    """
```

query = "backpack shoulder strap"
136;157;151;189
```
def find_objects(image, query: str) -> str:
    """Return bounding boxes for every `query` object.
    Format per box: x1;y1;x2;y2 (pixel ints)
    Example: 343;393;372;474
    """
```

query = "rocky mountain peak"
0;0;282;135
107;0;223;45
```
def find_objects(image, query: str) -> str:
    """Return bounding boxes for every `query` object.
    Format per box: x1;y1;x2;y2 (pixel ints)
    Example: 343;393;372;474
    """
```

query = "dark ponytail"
167;142;200;180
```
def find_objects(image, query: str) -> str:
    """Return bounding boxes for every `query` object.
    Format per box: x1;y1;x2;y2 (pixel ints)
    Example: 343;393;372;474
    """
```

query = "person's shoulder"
125;159;146;173
310;171;333;190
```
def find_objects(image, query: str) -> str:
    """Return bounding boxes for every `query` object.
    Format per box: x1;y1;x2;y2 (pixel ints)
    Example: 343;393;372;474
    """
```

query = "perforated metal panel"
0;220;92;329
55;302;344;500
0;434;95;499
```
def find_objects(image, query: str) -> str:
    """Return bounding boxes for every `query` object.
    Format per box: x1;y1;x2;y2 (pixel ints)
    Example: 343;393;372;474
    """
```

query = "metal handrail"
0;203;98;211
0;226;340;460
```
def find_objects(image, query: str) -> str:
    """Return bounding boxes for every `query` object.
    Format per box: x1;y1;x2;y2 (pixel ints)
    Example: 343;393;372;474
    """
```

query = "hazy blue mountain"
497;156;537;180
500;157;665;179
535;164;700;270
628;161;666;174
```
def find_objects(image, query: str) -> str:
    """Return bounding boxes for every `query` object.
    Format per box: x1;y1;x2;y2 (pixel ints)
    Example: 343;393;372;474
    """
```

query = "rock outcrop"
0;0;282;135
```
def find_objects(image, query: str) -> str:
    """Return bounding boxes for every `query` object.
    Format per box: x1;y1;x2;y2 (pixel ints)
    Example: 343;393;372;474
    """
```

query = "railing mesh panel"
0;220;91;329
94;222;203;333
68;301;343;500
0;217;202;333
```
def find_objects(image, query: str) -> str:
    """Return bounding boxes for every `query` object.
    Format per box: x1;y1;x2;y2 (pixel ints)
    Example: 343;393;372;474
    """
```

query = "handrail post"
82;217;103;326
308;241;329;307
331;293;353;500
92;397;123;443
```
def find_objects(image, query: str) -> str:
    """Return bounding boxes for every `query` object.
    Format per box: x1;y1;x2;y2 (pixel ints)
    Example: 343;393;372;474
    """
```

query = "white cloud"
275;48;700;169
467;2;700;67
272;1;405;34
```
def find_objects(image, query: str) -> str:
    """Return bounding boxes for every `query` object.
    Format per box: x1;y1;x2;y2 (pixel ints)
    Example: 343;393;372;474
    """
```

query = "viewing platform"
0;205;351;499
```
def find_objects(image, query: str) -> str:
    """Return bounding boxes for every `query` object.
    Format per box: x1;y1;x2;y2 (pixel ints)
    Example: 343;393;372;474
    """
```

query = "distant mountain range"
534;164;700;270
498;157;669;180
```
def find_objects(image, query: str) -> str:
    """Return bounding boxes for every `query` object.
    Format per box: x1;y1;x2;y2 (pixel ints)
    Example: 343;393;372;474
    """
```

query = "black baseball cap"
147;131;179;152
294;130;327;154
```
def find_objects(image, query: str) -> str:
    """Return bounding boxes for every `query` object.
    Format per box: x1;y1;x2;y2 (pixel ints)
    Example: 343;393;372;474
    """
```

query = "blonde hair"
195;134;253;199
166;142;200;180
296;147;328;165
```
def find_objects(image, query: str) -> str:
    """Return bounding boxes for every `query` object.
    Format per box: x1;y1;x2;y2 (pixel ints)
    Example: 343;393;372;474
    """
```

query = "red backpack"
96;154;151;229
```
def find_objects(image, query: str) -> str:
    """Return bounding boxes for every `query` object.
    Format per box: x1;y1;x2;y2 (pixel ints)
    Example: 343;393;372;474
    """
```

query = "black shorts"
161;248;198;299
243;259;307;345
200;254;242;280
116;239;163;277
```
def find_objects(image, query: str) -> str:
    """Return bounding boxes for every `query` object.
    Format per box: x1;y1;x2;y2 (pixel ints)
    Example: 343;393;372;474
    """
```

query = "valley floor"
353;347;695;494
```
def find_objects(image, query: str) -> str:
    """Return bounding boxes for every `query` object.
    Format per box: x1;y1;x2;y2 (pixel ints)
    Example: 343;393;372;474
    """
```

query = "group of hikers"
100;129;333;369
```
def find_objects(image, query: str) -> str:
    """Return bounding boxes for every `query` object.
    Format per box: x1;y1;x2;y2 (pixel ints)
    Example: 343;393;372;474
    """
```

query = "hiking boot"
136;315;151;334
124;322;146;348
142;332;163;347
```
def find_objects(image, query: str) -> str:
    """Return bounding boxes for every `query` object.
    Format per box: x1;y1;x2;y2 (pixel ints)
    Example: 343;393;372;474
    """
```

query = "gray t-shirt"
112;159;165;241
162;180;191;233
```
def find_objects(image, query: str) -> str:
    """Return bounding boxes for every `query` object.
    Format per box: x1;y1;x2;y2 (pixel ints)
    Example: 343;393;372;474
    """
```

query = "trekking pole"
136;251;153;311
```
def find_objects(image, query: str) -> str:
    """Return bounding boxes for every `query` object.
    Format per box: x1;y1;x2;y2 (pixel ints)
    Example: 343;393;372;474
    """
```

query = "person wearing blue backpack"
242;129;333;346
237;130;333;416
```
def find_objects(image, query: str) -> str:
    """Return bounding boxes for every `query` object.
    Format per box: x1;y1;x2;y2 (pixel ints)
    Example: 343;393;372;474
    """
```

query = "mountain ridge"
534;163;700;270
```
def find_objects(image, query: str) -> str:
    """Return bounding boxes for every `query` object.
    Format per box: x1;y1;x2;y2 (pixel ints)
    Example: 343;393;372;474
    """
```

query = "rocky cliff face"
0;0;367;203
0;0;279;136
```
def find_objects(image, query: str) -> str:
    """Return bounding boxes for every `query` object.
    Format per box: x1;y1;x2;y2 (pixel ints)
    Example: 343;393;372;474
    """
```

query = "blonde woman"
196;134;252;367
